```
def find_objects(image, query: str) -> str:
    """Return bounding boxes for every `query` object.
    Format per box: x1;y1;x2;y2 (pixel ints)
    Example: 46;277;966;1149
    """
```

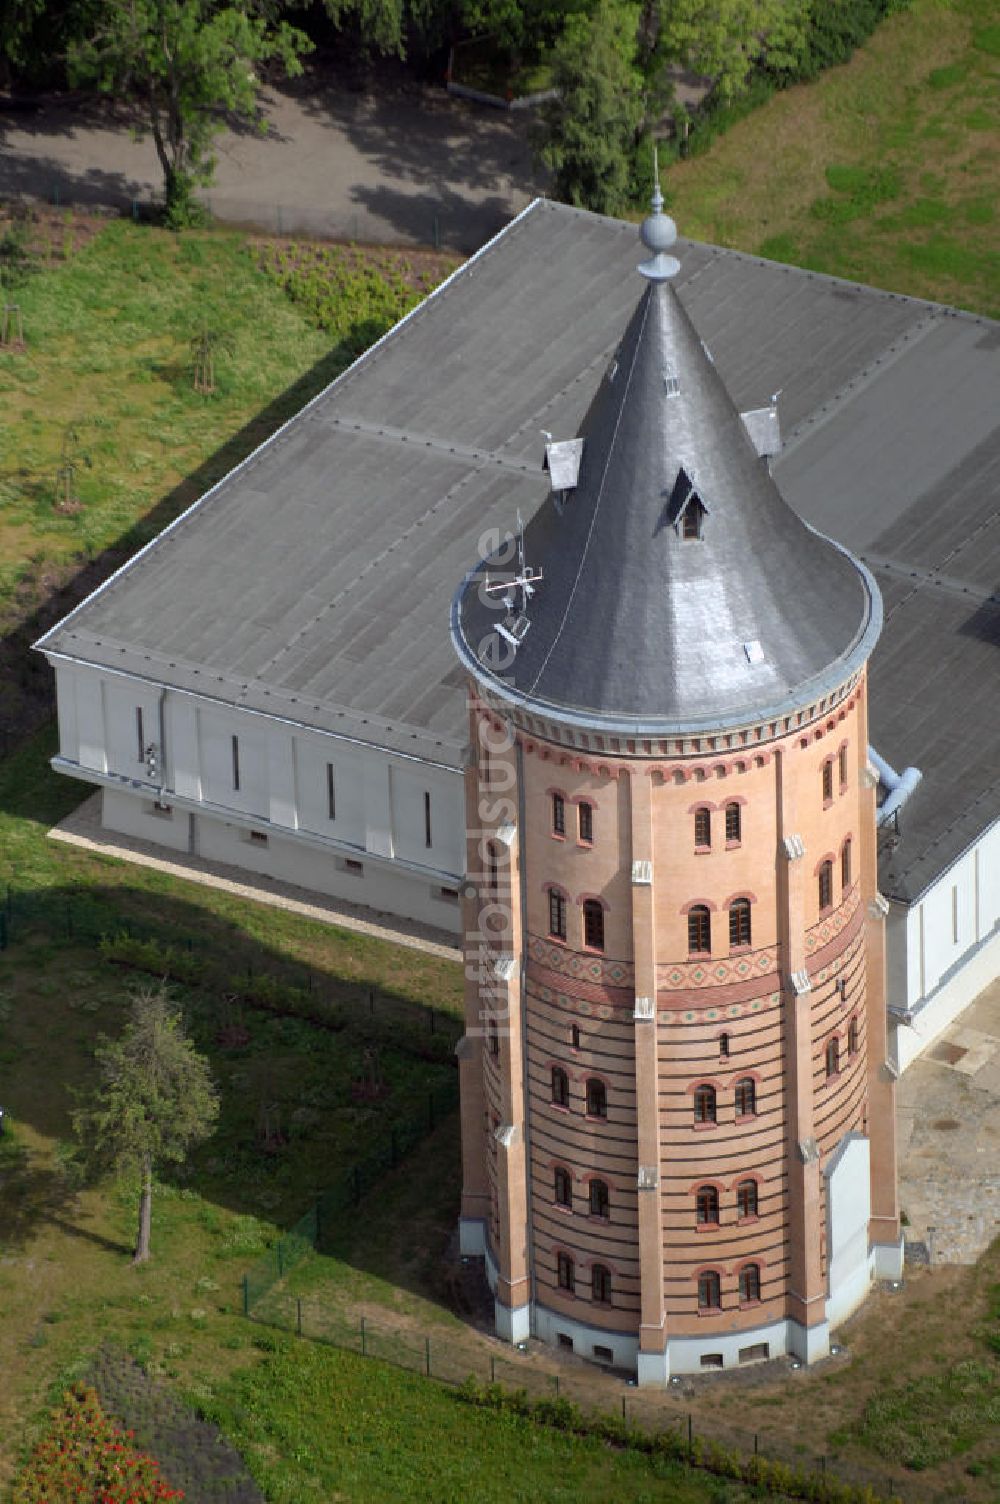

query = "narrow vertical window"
734;1077;757;1117
839;745;848;788
739;1264;761;1304
583;899;605;951
694;807;711;848
136;707;144;763
822;760;833;803
693;1085;716;1125
688;905;711;954
231;735;240;792
327;763;336;821
718;1032;730;1060
486;842;498;893
729;898;751;948
737;1180;758;1220
578;802;593;844
488;1018;499;1057
585;1078;607;1118
551;1067;569;1107
548;889;567;941
557;1252;575;1293
841;839;851;891
554;1166;572;1207
697;1271;721;1310
826;1037;840;1078
696;1185;719;1225
819;860;833;912
424;791;432;848
591;1264;612;1304
552;793;565;836
725;802;741;843
570;1023;580;1050
589;1179;610;1218
848;1015;859;1056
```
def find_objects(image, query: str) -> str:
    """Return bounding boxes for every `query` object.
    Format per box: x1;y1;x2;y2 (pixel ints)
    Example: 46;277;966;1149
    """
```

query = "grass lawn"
666;0;1000;317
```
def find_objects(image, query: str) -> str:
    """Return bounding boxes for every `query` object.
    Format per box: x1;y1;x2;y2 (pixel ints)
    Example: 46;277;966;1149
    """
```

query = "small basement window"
557;1332;574;1349
437;886;460;903
700;1353;724;1369
248;830;268;846
341;858;365;876
593;1344;614;1364
739;1342;770;1365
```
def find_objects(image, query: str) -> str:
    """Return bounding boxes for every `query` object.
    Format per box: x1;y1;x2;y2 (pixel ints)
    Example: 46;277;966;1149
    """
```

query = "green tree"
73;984;219;1263
653;0;809;101
68;0;312;225
538;0;646;215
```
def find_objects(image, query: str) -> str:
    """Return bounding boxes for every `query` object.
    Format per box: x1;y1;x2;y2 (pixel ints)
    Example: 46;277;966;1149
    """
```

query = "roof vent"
744;640;764;665
740;395;782;457
543;437;584;493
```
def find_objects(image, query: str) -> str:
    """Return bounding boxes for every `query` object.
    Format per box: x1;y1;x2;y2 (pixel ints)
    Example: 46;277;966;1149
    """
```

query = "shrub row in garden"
12;1383;183;1503
456;1380;905;1504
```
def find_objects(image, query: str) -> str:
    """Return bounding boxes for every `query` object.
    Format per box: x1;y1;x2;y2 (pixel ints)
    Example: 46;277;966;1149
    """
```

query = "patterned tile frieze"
527;979;633;1022
528;935;634;988
656;945;778;991
805;885;862;955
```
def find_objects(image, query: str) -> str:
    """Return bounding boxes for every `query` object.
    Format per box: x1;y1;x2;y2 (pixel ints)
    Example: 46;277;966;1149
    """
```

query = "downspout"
868;745;922;828
156;688;167;799
515;737;537;1336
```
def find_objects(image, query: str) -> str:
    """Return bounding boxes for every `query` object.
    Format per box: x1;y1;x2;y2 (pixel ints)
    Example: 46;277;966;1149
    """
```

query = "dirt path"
0;64;544;252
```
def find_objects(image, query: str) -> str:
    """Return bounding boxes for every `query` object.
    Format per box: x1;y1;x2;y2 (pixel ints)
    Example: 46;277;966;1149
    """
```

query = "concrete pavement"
0;67;544;251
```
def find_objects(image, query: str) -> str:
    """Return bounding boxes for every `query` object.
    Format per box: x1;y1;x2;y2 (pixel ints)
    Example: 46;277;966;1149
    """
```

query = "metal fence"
241;1073;460;1315
241;1286;936;1504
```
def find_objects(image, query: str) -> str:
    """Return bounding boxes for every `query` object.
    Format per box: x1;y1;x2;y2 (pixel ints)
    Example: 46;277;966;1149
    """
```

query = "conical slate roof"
452;227;881;735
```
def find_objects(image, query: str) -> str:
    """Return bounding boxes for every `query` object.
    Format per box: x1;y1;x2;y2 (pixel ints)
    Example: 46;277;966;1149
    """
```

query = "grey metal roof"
454;275;879;731
36;199;1000;902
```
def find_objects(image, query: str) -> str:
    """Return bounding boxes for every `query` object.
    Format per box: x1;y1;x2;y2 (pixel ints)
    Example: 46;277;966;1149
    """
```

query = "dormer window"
663;367;680;398
681;502;704;540
666;467;708;540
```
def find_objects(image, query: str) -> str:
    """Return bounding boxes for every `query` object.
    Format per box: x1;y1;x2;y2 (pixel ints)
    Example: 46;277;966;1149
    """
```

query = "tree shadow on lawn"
0;880;462;1315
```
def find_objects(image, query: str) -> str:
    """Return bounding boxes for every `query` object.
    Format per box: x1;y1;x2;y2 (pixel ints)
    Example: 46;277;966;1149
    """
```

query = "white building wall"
50;662;466;936
890;816;1000;1072
824;1133;872;1329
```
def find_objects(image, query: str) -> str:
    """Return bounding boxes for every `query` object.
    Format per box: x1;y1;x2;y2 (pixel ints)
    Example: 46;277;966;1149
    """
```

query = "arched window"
822;760;834;803
725;802;741;843
737;1180;758;1219
548;889;567;941
488;1019;499;1057
697;1270;721;1310
696;1185;719;1225
557;1252;575;1292
825;1037;840;1079
841;839;852;891
729;898;752;948
592;1264;612;1304
839;745;848;788
734;1077;757;1117
739;1264;761;1304
583;899;605;951
688;905;711;954
554;1166;572;1207
718;1032;730;1060
693;1084;717;1125
848;1015;859;1056
586;1078;607;1119
589;1179;610;1218
694;807;711;848
551;1066;569;1107
552;793;566;836
819;860;833;912
578;802;594;844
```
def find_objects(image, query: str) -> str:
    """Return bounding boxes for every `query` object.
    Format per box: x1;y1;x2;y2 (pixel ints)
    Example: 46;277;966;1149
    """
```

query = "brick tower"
449;194;903;1381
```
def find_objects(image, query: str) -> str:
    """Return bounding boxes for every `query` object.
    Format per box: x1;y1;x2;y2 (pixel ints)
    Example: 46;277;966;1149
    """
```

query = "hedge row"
456;1380;904;1504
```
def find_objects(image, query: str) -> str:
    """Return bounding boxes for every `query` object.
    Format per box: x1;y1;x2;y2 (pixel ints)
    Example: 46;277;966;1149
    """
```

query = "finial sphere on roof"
640;207;677;256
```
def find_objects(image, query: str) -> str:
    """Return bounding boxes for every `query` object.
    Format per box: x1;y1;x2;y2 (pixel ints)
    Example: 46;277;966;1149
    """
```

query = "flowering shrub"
12;1383;184;1503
